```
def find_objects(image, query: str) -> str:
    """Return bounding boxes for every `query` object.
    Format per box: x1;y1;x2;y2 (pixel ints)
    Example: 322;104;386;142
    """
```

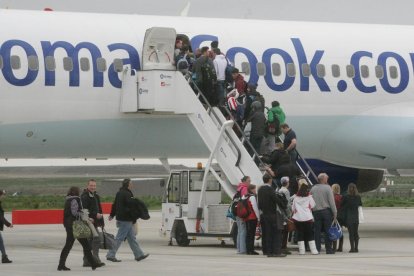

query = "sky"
0;0;412;167
0;0;414;25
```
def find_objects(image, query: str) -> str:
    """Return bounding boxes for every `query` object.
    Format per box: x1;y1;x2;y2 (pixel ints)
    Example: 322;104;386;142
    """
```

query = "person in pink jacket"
235;176;250;254
292;183;318;255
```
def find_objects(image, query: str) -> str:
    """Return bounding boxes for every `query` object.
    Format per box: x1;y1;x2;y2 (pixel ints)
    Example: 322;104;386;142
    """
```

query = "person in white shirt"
292;182;318;255
213;48;228;106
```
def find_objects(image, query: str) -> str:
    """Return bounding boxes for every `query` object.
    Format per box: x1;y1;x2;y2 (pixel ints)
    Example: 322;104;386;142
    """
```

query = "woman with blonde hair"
331;184;344;252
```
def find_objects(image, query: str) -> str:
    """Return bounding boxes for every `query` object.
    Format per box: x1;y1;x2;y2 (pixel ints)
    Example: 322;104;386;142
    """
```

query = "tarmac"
1;208;414;276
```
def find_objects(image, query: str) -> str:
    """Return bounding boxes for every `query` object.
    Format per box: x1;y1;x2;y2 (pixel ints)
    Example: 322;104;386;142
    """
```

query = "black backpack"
266;111;280;135
200;60;217;85
275;192;288;211
230;190;242;217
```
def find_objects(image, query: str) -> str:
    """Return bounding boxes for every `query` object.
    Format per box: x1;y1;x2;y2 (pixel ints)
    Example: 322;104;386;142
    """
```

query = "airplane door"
142;27;176;70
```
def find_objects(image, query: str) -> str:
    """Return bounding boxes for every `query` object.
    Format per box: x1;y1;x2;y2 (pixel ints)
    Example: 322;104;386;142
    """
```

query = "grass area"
1;195;162;211
362;196;414;207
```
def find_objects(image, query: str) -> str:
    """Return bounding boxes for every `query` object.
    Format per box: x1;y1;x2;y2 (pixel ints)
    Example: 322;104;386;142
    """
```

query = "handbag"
358;206;364;223
99;228;116;250
73;219;92;239
328;221;343;241
287;219;296;232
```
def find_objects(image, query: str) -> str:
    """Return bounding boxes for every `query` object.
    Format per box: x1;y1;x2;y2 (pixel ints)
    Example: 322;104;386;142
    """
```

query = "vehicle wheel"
175;223;190;247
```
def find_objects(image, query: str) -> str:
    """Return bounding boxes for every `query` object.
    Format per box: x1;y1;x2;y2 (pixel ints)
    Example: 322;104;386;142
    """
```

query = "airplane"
1;9;413;192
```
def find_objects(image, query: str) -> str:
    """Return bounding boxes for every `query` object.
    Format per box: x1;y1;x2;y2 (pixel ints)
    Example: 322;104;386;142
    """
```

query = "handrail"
186;76;243;168
296;151;318;185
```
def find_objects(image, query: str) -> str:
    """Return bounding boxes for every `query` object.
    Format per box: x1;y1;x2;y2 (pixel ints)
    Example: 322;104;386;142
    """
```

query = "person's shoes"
247;251;259;255
83;263;91;267
135;253;149;262
106;257;122;262
57;265;71;271
326;250;335;254
273;253;287;257
349;249;357;253
2;255;12;264
98;262;106;266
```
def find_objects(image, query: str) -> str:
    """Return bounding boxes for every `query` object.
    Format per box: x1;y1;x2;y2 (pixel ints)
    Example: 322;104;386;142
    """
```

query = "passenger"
246;101;266;161
213;48;228;106
341;183;362;253
267;143;291;175
209;40;219;59
235;176;251;254
310;173;337;254
243;184;260;255
0;190;12;264
281;123;298;163
263;101;286;154
80;179;105;267
279;177;292;253
58;186;100;271
331;183;344;252
193;46;217;105
106;179;149;262
257;174;286;257
174;39;183;58
244;83;265;120
231;68;247;96
291;182;319;255
194;48;202;59
175;45;193;73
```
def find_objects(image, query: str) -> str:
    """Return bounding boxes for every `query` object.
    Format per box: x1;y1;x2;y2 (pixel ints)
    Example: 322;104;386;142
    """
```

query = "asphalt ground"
1;208;414;275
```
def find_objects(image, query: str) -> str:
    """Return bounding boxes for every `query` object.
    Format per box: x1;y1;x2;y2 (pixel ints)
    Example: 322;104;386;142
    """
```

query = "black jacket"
81;189;104;227
129;198;150;221
110;187;135;222
258;185;278;215
63;196;81;228
0;201;11;231
341;194;362;224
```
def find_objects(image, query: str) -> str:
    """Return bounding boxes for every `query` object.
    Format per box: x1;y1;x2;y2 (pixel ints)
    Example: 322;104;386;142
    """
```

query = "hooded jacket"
267;106;286;125
292;194;316;222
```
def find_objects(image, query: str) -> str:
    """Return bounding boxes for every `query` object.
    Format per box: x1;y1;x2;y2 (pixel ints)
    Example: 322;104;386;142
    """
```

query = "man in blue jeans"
310;173;337;254
106;179;149;262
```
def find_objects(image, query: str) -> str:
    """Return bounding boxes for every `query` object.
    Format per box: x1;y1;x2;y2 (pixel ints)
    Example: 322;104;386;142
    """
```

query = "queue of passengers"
233;172;363;257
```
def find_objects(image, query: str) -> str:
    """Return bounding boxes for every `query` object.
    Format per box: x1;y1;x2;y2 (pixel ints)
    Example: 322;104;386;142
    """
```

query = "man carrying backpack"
264;101;286;155
193;46;217;105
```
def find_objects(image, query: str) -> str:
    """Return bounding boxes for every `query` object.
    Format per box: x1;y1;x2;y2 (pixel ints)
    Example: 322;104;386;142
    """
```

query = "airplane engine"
304;159;384;193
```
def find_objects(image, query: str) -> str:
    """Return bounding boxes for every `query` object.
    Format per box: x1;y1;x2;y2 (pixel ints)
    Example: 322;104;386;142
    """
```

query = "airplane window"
0;56;3;69
331;64;340;78
272;63;281;76
346;65;355;78
287;63;296;77
28;56;39;71
113;58;123;72
389;66;398;79
241;62;250;75
45;56;56;71
301;64;310;77
361;65;369;78
97;58;107;72
63;57;73;71
375;65;384;79
11;55;21;70
316;64;325;78
80;57;90;72
257;62;266;76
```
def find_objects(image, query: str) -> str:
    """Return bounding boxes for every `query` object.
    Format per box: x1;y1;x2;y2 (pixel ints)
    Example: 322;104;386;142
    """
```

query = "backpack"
200;60;217;84
225;64;235;84
266;111;280;135
236;196;252;219
275;191;288;211
176;54;189;70
230;191;242;216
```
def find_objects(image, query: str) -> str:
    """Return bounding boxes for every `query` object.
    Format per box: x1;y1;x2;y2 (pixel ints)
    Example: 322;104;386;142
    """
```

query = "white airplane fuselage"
1;9;413;170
